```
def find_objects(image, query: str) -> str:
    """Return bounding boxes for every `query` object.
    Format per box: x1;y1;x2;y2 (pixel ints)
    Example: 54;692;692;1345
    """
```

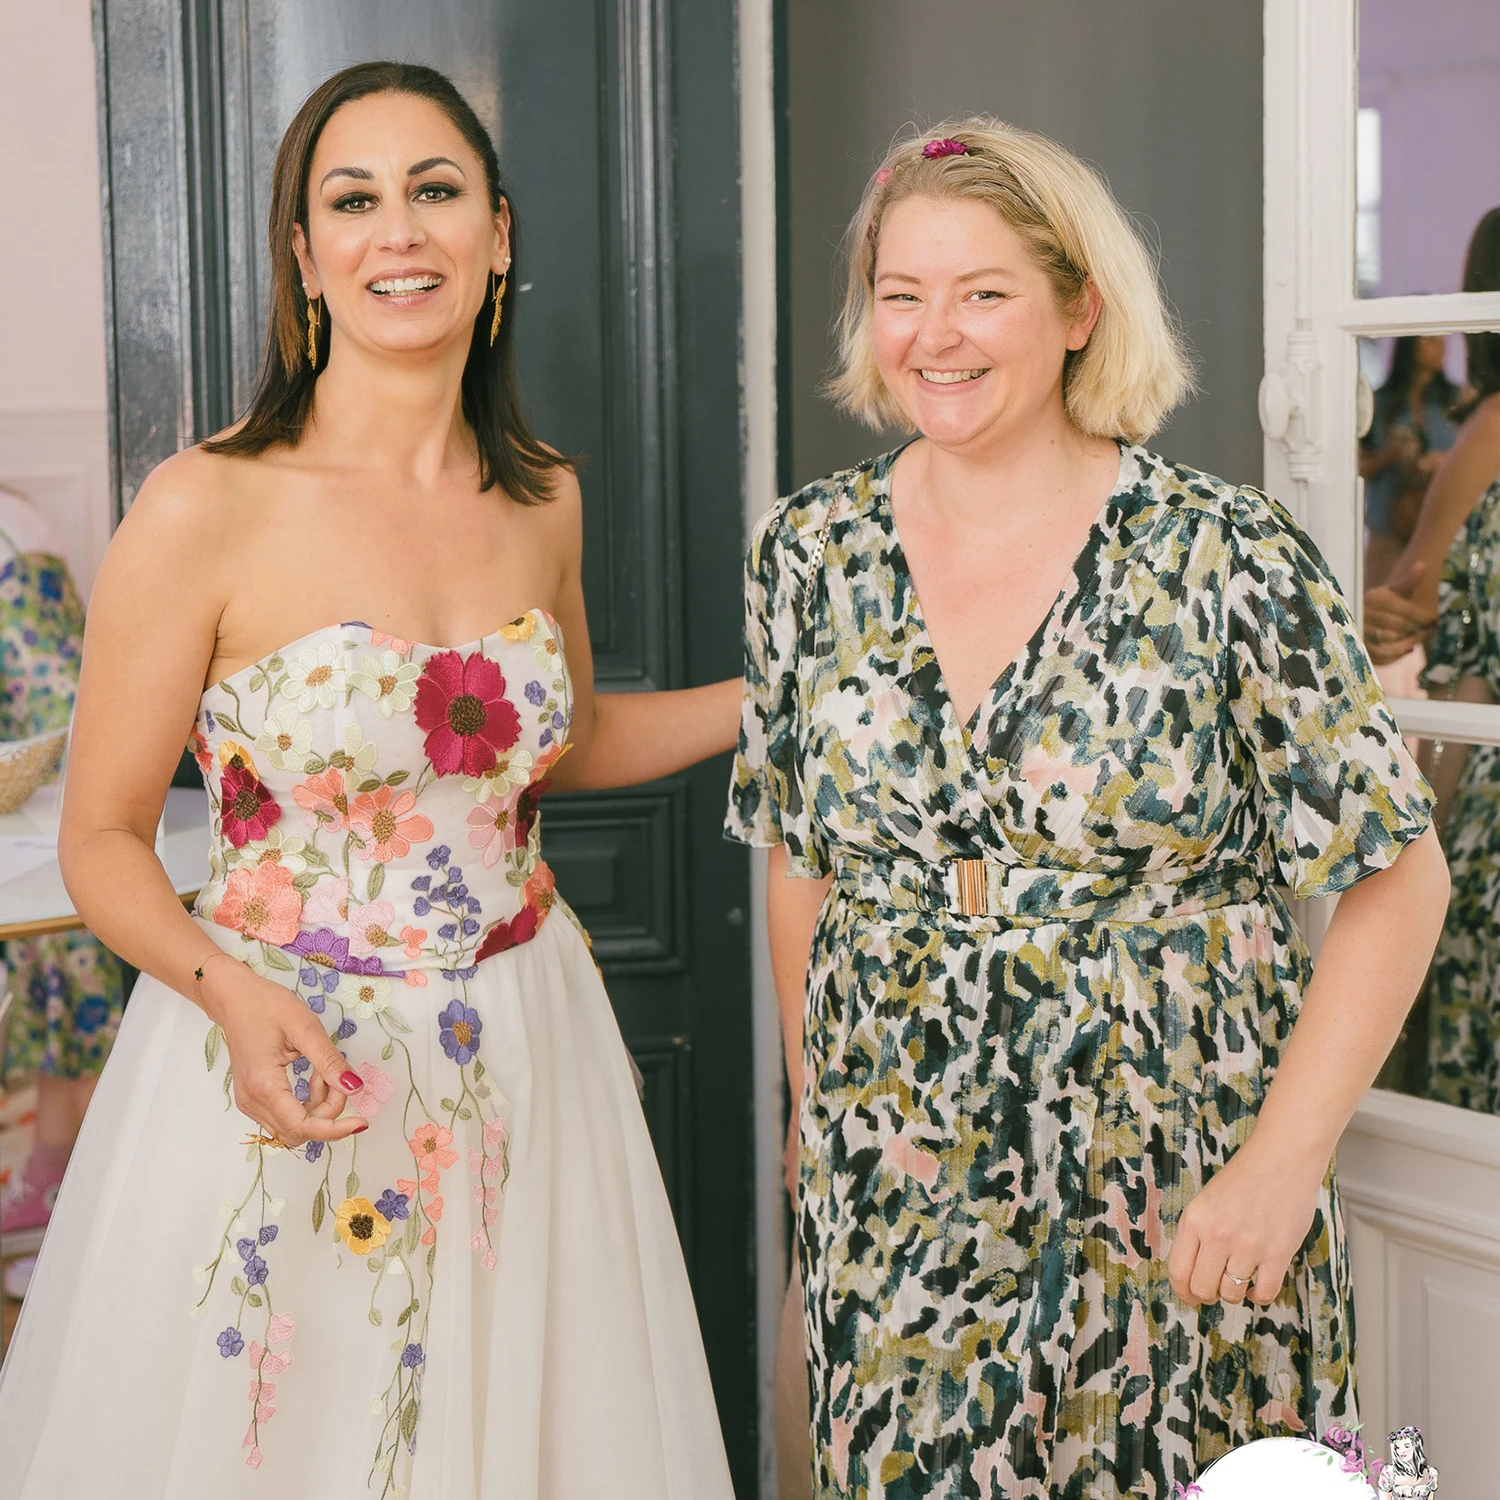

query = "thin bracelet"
192;949;241;1010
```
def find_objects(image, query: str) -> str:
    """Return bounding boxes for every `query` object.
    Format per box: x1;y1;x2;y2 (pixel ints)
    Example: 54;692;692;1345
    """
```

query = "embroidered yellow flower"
498;613;535;641
217;739;257;773
334;1195;391;1255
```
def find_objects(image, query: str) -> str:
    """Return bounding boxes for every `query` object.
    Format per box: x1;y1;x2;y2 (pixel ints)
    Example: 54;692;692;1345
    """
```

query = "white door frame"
1263;0;1500;1477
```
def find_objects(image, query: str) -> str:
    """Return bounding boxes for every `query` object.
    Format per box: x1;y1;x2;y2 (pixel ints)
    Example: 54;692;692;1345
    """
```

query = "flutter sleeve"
1224;486;1433;899
724;502;831;878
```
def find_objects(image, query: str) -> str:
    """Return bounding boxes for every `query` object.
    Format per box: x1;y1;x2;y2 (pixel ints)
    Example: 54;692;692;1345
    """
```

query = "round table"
0;785;211;940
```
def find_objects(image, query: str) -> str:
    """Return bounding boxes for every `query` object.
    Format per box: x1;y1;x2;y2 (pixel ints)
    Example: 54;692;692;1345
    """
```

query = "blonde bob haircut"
830;118;1193;443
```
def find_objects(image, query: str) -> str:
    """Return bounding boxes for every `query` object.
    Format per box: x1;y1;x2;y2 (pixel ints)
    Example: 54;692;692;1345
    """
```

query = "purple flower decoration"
294;1077;310;1103
922;137;970;159
427;845;452;871
236;1237;257;1261
304;1140;325;1163
400;1342;425;1369
217;1327;245;1358
335;1017;358;1041
259;1224;279;1246
375;1188;410;1222
243;1254;269;1287
285;927;349;991
291;1056;311;1075
524;680;547;706
438;998;483;1065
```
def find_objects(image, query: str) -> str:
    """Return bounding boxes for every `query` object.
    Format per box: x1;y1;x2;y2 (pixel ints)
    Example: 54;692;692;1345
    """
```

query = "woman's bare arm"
59;450;366;1144
766;844;832;1194
1366;395;1500;662
540;469;741;791
1169;827;1449;1306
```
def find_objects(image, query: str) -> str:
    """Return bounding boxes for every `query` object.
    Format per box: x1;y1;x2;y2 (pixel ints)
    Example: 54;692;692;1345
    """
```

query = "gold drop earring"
489;265;508;346
305;290;321;368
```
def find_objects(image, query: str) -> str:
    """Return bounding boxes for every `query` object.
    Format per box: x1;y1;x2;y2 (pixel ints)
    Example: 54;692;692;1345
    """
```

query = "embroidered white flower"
244;825;310;877
347;898;397;956
461;746;535;803
339;722;379;781
336;972;392;1020
349;650;421;717
281;641;345;712
254;709;313;770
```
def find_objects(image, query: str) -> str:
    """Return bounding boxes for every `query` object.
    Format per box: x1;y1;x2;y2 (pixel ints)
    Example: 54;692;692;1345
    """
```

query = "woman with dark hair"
1359;334;1460;588
1365;205;1500;660
0;62;738;1498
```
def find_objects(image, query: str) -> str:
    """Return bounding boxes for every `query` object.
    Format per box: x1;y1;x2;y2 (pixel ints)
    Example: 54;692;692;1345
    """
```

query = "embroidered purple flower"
400;1343;425;1369
285;927;350;992
291;1056;311;1075
427;844;452;871
304;1140;325;1163
524;680;547;706
217;1327;245;1358
334;1017;358;1041
438;999;483;1064
236;1237;257;1261
243;1254;269;1287
922;137;970;159
374;1188;409;1222
258;1224;279;1246
294;1077;310;1102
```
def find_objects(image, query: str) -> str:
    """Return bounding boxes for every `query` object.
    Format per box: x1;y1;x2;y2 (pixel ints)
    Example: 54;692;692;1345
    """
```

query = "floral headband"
873;136;972;186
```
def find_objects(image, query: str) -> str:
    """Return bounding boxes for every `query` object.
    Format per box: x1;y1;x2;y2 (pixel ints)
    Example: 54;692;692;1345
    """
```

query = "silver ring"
1223;1271;1251;1287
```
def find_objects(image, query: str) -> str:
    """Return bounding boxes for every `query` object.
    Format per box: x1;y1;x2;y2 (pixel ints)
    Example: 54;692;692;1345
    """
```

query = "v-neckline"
878;441;1132;755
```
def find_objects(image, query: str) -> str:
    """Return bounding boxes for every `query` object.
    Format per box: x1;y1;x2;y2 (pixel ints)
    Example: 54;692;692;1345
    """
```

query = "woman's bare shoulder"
117;444;267;550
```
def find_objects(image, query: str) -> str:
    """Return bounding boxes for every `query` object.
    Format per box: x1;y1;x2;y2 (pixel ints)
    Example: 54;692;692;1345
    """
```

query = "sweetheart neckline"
200;606;564;704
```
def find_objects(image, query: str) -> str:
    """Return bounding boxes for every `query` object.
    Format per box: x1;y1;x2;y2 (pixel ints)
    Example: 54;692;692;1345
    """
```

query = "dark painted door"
94;0;755;1486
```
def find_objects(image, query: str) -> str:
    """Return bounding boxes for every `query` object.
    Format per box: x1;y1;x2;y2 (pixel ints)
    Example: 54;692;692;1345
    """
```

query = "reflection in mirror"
1362;265;1500;1115
1356;0;1500;298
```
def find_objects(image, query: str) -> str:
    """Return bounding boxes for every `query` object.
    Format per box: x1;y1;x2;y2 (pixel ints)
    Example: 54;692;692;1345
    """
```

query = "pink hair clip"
874;166;895;186
922;137;970;159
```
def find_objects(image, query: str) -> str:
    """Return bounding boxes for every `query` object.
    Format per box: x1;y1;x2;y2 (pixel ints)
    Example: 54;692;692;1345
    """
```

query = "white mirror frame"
1264;0;1500;1475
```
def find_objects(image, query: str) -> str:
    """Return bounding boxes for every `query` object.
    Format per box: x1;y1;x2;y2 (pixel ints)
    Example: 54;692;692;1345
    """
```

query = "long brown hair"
203;61;564;505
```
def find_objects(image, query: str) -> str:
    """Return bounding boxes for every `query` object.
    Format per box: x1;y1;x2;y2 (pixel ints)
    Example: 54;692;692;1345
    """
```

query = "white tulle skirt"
0;913;733;1499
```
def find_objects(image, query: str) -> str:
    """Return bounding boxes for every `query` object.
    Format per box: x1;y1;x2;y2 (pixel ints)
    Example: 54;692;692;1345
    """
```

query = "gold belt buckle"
954;858;989;917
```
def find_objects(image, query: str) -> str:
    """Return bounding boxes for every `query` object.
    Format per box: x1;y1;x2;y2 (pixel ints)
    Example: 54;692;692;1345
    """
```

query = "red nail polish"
353;1120;369;1133
340;1070;365;1092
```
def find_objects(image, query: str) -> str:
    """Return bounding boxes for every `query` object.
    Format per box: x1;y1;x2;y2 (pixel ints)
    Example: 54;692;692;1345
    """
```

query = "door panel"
95;0;755;1486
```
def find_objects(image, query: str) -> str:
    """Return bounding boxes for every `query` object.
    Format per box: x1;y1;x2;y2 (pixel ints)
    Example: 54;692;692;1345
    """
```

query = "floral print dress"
727;445;1432;1499
0;611;734;1500
1420;473;1500;1112
0;541;127;1083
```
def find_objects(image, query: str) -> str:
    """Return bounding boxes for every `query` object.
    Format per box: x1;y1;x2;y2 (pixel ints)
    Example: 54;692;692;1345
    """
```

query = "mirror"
1361;322;1500;1114
1356;0;1500;297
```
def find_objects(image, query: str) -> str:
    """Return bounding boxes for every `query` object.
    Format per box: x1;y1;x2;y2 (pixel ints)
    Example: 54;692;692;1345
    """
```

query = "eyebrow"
875;267;1018;284
319;156;466;189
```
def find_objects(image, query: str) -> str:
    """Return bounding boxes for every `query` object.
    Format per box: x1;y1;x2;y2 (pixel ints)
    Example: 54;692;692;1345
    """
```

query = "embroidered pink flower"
408;1122;458;1174
348;786;434;864
347;898;397;955
292;767;348;831
369;629;413;656
267;1311;295;1345
466;794;513;867
301;875;350;927
482;1117;507;1151
482;1249;496;1271
399;924;427;959
348;1061;395;1121
523;861;557;917
212;861;303;945
220;764;282;849
413;649;521;777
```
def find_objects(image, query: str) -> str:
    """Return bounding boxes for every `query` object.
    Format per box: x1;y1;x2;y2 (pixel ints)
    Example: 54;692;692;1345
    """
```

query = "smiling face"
1393;1435;1415;1465
871;194;1099;457
292;91;509;362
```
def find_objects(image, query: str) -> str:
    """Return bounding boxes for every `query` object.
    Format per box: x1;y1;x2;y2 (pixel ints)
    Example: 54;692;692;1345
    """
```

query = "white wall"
0;0;112;594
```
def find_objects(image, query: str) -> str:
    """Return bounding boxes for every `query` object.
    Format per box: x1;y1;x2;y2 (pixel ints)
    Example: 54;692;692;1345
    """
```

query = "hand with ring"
1167;1138;1324;1308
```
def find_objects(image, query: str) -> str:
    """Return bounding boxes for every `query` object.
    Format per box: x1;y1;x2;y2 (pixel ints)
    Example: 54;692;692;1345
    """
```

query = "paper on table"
0;836;60;885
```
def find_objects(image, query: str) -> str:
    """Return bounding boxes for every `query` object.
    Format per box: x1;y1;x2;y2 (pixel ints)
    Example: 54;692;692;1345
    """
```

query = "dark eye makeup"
328;181;462;213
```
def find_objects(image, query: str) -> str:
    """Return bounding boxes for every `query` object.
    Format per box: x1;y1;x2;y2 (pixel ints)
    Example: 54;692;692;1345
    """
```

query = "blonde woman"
727;120;1448;1498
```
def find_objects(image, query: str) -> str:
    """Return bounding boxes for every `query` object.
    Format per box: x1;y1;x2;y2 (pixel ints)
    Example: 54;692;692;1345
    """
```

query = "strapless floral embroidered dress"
0;612;734;1500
